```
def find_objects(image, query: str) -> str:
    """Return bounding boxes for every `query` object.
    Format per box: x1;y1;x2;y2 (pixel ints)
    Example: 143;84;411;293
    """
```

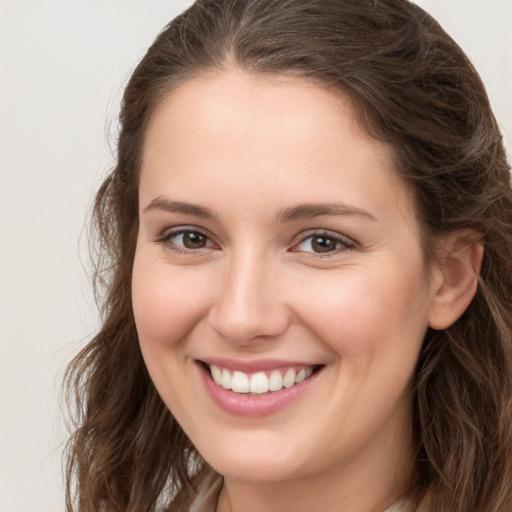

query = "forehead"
140;69;414;227
143;68;385;161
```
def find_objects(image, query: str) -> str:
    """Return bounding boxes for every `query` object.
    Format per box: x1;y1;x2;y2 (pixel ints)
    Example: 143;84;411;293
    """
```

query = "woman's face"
133;70;437;487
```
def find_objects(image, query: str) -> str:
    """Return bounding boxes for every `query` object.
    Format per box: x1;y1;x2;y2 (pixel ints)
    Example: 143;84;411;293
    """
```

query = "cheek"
131;255;210;349
297;263;430;363
131;254;209;419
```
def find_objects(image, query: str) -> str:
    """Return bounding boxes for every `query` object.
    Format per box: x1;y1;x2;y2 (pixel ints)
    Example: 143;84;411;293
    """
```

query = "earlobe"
428;230;484;330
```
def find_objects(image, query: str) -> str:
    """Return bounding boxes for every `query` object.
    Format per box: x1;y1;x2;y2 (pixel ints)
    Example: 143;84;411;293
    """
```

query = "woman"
64;0;512;511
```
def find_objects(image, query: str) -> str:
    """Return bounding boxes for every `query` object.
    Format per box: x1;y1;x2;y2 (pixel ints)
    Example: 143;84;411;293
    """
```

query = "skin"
132;69;479;512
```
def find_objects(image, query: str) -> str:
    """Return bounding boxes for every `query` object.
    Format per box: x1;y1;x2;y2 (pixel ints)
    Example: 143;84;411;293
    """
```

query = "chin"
195;431;314;483
209;456;302;483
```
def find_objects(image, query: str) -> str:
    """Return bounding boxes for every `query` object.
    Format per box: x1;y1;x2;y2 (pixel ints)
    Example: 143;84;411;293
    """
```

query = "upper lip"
198;357;321;373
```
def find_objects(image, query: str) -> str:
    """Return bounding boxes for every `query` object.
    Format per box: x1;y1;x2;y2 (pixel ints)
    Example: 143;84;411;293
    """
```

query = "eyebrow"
143;197;216;219
143;197;376;223
276;203;377;223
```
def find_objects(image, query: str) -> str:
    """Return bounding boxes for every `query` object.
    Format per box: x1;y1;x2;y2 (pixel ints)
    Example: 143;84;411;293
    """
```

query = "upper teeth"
209;365;314;394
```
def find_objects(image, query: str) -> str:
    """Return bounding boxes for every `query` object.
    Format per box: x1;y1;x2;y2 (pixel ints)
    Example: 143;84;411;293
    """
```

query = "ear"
428;229;484;330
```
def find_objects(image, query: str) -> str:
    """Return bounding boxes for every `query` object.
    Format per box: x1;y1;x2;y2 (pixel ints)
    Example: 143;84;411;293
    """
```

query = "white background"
0;1;510;511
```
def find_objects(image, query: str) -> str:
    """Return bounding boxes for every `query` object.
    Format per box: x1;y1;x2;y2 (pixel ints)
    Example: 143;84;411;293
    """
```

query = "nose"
207;250;291;345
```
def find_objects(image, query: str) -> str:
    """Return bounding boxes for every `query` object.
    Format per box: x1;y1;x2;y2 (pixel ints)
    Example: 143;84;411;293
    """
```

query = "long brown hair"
64;1;512;510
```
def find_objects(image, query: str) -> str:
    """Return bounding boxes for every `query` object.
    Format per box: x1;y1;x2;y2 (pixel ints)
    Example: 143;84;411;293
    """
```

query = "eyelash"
156;227;216;254
292;230;356;256
156;227;356;256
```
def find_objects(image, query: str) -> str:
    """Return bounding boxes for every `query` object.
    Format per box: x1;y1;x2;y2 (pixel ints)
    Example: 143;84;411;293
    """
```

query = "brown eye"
295;231;354;255
310;235;338;253
181;231;208;249
162;229;214;251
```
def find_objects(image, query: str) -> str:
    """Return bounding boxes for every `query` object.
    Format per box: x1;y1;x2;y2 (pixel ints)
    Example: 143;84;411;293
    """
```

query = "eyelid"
155;225;219;252
290;229;357;255
154;225;356;256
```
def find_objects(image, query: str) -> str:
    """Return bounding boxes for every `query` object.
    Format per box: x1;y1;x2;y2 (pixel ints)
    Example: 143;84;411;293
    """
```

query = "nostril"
207;304;291;344
206;272;291;343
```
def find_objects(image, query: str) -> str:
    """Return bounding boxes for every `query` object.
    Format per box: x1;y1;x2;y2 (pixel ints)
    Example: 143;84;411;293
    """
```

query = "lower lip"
197;363;322;417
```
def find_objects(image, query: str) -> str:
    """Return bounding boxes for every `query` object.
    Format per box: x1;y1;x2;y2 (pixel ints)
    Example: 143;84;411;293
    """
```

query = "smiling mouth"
202;362;322;395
